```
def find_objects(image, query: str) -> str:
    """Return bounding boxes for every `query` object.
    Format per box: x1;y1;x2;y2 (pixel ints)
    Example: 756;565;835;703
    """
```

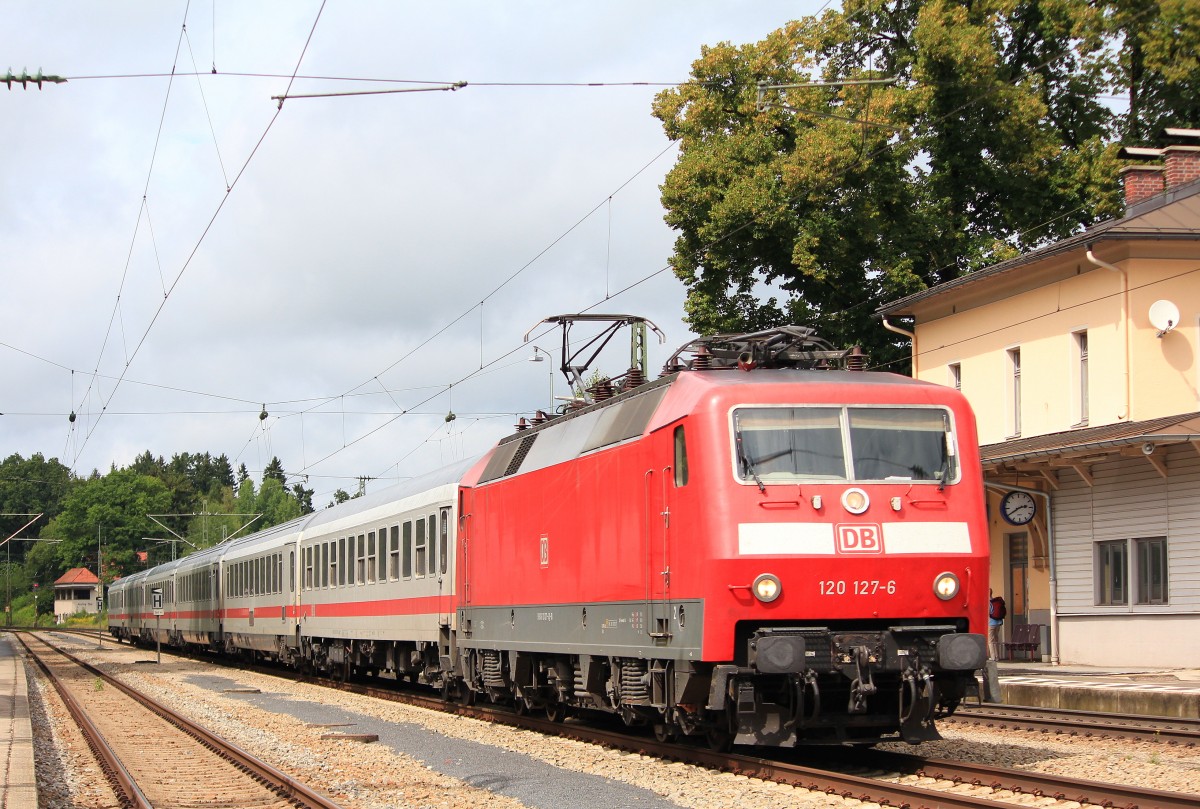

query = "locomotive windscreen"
733;406;958;484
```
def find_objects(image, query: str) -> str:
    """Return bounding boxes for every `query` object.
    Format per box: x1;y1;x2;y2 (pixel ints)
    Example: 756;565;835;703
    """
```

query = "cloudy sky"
2;2;827;503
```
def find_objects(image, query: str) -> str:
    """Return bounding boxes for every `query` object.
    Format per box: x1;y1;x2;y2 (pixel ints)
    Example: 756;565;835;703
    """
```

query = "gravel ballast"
28;635;1200;809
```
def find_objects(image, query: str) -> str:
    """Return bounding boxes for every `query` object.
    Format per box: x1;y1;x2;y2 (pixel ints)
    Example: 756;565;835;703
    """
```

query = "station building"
53;567;99;624
878;129;1200;668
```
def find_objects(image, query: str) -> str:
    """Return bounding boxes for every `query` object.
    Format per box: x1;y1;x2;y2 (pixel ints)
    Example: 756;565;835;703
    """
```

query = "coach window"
303;547;312;590
403;521;413;578
320;543;329;588
427;514;437;578
289;551;295;593
339;537;348;586
378;527;388;581
416;518;427;577
389;526;400;580
439;508;449;574
356;534;366;582
674;425;688;486
367;531;377;583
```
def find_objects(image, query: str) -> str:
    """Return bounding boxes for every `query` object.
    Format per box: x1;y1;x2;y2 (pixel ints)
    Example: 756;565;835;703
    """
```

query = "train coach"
109;322;988;749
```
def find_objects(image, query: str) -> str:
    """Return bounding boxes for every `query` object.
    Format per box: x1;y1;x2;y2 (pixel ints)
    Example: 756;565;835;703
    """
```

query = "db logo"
835;524;884;554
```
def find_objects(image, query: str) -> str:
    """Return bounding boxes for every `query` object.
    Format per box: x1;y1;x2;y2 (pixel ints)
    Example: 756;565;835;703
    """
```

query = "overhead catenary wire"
18;3;1161;484
69;1;330;471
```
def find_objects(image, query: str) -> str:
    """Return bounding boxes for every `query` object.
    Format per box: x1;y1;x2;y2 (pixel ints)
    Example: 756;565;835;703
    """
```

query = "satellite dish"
1149;299;1180;336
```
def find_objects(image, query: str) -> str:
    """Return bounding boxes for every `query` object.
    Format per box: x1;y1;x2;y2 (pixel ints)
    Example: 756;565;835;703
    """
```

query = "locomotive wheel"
653;723;675;743
705;725;733;753
545;701;567;723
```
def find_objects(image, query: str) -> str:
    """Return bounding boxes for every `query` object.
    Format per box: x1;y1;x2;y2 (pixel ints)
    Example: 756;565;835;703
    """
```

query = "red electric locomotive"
454;321;988;747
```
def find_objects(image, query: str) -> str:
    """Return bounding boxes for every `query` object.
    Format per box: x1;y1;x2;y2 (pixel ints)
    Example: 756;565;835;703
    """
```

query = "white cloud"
0;0;821;503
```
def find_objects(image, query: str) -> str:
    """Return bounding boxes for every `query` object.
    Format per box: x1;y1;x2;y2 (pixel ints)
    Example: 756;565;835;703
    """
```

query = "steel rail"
52;631;1200;809
951;702;1200;745
19;631;345;809
862;750;1200;809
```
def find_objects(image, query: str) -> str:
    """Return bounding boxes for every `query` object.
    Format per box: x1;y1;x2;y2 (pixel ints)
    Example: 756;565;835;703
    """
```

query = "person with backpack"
988;589;1007;659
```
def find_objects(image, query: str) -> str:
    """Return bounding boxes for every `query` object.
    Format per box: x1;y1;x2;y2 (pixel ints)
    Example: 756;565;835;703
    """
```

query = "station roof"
981;412;1200;475
53;568;98;586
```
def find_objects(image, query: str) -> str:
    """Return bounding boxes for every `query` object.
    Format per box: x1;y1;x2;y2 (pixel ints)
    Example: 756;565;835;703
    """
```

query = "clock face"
1001;491;1036;525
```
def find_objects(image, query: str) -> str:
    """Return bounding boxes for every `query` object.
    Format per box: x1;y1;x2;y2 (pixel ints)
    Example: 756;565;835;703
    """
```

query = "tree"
0;453;74;555
263;457;287;487
38;468;173;583
256;477;301;527
328;489;352;508
652;0;1194;368
291;482;314;515
1107;0;1200;140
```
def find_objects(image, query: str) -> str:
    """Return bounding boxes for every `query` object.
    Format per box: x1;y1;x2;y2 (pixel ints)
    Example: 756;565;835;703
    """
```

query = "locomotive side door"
645;456;674;641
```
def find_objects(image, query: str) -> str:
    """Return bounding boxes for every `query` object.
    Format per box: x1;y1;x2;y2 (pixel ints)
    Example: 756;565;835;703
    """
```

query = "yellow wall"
910;246;1199;445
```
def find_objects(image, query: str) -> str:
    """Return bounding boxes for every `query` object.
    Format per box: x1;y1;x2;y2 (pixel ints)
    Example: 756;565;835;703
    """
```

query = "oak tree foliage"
653;0;1199;368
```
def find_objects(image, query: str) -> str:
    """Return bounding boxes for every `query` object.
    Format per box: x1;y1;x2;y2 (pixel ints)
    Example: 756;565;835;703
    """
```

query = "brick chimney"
1164;145;1200;188
1158;127;1200;190
1116;129;1200;209
1119;162;1164;206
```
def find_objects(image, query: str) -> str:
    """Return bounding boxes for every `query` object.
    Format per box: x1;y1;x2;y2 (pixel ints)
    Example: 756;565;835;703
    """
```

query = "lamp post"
97;524;103;648
529;346;555;413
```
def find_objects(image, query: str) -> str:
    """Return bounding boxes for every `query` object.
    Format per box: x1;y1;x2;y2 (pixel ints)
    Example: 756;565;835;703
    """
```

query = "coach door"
645;464;673;641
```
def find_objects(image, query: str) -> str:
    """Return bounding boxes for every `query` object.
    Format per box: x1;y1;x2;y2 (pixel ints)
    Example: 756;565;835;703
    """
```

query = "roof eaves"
980;413;1200;467
878;178;1200;317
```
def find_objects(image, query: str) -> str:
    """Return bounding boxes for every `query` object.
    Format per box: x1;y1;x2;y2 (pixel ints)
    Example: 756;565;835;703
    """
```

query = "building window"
1007;348;1021;436
948;362;961;391
1135;537;1168;605
1096;539;1127;606
1073;330;1088;426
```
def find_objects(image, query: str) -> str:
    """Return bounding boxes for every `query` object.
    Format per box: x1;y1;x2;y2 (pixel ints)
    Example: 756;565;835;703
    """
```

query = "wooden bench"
1003;623;1042;660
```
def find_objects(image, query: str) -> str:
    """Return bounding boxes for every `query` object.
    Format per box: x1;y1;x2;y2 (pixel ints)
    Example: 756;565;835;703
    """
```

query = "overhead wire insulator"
4;68;68;90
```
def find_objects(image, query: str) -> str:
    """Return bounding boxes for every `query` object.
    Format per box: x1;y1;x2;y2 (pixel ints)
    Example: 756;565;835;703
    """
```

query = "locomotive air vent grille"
504;434;538;477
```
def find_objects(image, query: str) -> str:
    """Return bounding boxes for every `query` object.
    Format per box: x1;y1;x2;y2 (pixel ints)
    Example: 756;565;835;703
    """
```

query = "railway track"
18;631;344;809
194;644;1200;809
49;630;1200;809
950;701;1200;745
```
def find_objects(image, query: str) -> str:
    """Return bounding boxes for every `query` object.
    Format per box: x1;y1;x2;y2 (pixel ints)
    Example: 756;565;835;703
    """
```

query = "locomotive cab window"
732;406;958;484
673;425;688;487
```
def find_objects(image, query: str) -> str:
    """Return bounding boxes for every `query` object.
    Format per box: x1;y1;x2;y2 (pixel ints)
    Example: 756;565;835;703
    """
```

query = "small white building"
53;568;99;623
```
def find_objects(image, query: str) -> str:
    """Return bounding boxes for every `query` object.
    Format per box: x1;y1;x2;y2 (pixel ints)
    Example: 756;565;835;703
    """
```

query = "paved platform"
0;634;36;809
993;659;1200;717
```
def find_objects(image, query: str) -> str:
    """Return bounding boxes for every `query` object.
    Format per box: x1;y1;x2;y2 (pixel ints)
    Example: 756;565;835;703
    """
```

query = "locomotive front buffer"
709;625;987;746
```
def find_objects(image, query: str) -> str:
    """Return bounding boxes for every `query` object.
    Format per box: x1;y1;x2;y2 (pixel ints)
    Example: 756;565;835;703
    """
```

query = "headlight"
841;487;870;514
933;571;960;601
752;573;782;603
